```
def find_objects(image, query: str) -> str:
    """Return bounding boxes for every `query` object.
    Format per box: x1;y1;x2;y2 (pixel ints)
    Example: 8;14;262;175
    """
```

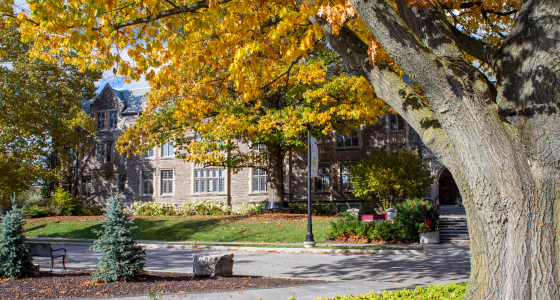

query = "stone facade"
78;85;449;211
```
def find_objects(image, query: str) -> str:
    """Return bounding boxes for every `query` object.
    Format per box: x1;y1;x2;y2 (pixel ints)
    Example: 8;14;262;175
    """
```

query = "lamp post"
303;123;315;248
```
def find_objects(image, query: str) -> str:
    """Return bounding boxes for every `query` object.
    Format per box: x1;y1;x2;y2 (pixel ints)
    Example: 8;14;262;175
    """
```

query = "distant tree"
92;192;146;282
0;194;36;279
351;149;432;210
0;21;101;206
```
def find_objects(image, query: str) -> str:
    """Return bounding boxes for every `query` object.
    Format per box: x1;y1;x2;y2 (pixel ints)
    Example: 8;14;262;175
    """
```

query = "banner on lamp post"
310;136;319;177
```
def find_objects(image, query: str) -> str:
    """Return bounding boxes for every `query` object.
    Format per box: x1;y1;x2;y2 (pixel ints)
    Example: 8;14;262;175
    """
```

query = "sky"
95;73;150;93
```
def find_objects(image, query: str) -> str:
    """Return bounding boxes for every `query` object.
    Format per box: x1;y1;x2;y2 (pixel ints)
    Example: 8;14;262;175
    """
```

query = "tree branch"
111;0;233;30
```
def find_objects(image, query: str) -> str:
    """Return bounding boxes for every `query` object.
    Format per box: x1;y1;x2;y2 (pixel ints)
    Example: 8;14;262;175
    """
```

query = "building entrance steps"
439;205;469;244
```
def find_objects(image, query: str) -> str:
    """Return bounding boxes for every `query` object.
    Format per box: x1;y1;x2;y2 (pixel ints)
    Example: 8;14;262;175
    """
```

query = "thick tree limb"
395;0;498;74
111;0;233;30
304;13;457;170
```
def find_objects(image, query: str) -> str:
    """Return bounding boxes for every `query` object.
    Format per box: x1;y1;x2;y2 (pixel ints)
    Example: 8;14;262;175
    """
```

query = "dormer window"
96;112;106;130
109;111;118;129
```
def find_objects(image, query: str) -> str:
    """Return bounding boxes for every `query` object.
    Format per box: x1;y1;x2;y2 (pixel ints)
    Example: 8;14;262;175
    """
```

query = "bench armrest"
51;248;67;256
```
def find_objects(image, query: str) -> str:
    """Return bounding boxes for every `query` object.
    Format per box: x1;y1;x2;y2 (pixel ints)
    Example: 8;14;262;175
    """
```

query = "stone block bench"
27;242;67;271
193;253;234;277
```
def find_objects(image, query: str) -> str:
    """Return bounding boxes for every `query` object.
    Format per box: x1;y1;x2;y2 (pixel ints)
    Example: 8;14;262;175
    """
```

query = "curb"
138;243;429;256
26;238;471;256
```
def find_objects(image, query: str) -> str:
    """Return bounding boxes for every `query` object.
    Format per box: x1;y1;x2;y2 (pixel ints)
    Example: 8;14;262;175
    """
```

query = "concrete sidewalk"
32;242;470;300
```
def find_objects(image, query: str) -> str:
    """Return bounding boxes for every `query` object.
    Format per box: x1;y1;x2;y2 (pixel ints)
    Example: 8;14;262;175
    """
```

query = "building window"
143;148;155;158
317;166;331;192
142;171;154;195
253;169;267;192
161;170;174;195
341;164;353;191
194;168;225;193
82;176;92;196
162;142;174;158
106;143;112;162
252;143;267;151
338;204;359;212
96;112;105;130
389;115;406;131
97;144;105;162
109;111;118;129
118;174;126;193
337;129;359;148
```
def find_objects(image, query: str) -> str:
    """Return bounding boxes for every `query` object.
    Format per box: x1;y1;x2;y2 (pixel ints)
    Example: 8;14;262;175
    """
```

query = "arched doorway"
438;168;462;205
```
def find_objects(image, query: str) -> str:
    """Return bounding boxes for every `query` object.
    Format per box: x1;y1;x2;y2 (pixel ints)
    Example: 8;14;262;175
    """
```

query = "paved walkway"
33;242;471;300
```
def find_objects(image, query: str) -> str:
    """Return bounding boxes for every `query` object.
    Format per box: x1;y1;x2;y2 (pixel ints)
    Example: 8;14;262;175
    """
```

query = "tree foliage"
0;195;36;279
0;19;102;204
351;148;432;210
91;192;146;282
5;0;560;298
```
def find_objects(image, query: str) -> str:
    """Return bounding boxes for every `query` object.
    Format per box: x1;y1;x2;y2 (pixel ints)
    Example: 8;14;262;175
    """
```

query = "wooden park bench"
27;242;67;271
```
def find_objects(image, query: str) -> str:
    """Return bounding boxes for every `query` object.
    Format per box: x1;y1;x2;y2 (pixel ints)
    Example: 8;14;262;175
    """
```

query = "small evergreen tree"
0;194;36;279
351;148;433;210
91;192;145;282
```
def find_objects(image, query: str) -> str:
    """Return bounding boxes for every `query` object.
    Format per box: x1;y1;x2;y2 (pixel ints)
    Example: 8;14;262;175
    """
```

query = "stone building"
79;84;461;211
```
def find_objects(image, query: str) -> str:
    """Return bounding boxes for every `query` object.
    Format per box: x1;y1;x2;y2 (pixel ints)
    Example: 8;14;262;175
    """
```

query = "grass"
24;215;336;243
312;282;467;299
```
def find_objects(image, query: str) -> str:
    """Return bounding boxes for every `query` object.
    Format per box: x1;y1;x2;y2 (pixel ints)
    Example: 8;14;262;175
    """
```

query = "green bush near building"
327;199;439;243
351;149;433;211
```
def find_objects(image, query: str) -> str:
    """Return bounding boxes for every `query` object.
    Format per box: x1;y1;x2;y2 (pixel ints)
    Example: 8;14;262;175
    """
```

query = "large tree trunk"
307;0;560;298
267;142;285;203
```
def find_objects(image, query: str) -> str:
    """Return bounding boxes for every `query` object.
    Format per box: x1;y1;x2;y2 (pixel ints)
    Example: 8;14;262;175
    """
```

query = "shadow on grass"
24;216;331;243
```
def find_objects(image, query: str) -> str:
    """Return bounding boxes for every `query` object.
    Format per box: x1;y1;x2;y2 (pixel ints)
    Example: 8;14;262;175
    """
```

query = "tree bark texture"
312;0;560;298
267;142;285;203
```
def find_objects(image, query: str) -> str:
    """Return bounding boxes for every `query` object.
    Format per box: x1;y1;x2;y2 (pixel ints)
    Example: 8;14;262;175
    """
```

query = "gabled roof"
116;87;150;114
82;83;150;114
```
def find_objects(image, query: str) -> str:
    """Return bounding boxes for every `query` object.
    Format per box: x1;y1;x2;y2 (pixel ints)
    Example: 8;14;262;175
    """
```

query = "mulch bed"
330;233;420;245
0;270;323;300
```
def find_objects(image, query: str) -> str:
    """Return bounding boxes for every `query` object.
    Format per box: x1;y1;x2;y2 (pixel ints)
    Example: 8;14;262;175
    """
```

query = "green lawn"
24;216;336;243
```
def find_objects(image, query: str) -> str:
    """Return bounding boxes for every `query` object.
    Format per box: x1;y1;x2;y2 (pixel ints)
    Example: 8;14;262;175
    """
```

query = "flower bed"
326;199;439;243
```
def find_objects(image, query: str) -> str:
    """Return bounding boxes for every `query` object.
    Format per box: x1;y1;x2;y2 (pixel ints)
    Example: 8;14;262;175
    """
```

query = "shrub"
368;220;399;242
288;202;336;216
326;211;376;240
237;202;264;216
312;282;467;299
92;192;146;282
131;201;179;216
0;195;36;279
51;187;78;216
131;200;232;216
391;199;440;242
24;204;51;218
181;201;232;216
74;205;104;216
326;199;440;243
350;148;433;210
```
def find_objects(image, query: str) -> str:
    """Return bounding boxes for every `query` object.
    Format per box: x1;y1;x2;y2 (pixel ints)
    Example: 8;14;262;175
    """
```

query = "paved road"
34;243;470;300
